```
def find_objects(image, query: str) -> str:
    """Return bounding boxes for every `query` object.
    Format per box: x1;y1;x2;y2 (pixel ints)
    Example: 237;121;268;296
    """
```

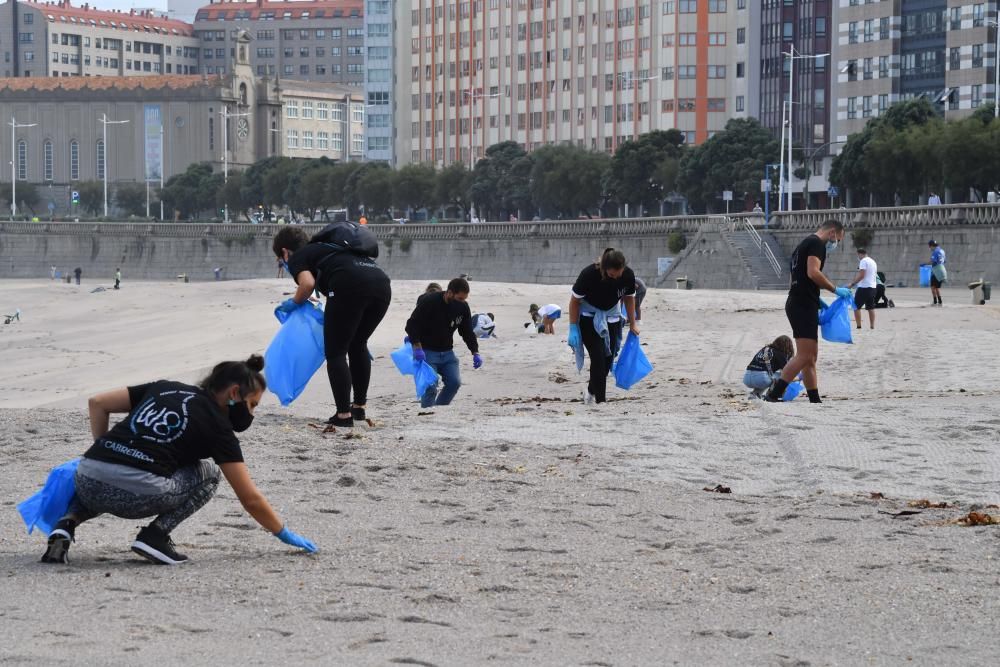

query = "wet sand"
1;278;998;665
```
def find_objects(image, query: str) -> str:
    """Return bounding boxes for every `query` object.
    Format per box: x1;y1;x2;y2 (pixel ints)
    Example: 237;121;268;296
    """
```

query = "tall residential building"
833;1;999;144
363;0;393;162
1;0;200;78
395;0;752;168
759;0;834;208
192;0;364;85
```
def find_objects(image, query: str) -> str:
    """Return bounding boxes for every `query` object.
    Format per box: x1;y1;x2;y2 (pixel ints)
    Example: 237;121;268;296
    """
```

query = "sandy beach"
1;276;999;665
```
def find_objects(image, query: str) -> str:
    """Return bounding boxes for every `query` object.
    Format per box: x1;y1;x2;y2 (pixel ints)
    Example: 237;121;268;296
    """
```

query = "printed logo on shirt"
129;390;196;444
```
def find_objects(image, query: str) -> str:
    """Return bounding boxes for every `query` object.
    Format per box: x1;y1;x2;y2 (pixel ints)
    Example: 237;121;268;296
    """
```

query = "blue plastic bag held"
18;458;80;535
413;360;441;400
782;381;805;401
818;295;854;344
613;334;654;390
265;303;325;406
391;341;416;375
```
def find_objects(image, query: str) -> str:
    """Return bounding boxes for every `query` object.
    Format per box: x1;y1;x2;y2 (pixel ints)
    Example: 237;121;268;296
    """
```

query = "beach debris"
703;484;732;494
548;371;570;384
365;418;376;427
342;432;364;441
307;423;337;434
3;309;21;324
417;411;435;416
870;492;886;500
908;499;952;509
878;509;922;518
957;511;999;526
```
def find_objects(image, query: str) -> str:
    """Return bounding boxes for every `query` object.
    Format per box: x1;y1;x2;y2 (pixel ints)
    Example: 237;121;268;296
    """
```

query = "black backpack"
309;222;379;259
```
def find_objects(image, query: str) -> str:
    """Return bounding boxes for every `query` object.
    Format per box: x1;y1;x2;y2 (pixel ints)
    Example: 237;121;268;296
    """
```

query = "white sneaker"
583;390;595;405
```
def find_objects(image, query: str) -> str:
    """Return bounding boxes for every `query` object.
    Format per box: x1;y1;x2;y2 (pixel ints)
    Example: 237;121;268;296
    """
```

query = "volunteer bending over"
41;355;316;565
567;248;638;404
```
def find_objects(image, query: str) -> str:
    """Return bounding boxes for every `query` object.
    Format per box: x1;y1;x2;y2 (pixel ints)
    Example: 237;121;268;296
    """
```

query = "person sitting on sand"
567;248;638;405
472;312;497;338
743;336;794;398
40;355;317;566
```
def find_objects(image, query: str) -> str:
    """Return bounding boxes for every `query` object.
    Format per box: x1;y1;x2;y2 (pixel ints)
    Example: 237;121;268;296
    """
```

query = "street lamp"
987;12;1000;117
219;106;250;224
9;116;37;220
98;112;129;218
793;140;846;209
782;46;829;212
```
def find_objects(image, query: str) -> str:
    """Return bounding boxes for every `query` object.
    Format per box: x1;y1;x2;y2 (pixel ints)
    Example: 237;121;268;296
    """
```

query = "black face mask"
227;400;254;432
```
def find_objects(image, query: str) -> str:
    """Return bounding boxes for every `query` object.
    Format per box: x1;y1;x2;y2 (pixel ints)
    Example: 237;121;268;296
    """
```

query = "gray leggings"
68;460;220;535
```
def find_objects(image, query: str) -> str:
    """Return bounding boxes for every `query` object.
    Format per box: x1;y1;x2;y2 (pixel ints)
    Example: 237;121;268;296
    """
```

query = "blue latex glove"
275;298;299;317
834;287;853;299
413;347;426;363
274;526;318;553
403;336;411;344
819;298;830;309
472;353;483;369
567;323;581;350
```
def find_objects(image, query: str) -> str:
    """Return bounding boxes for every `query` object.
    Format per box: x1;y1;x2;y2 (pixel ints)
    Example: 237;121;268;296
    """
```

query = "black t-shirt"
287;243;390;300
83;380;243;478
788;234;826;305
746;345;789;374
405;291;478;353
572;264;637;311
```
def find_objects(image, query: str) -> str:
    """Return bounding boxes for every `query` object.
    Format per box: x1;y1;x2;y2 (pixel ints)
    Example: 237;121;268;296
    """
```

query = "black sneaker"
131;525;188;565
350;406;366;421
41;519;76;564
326;414;354;428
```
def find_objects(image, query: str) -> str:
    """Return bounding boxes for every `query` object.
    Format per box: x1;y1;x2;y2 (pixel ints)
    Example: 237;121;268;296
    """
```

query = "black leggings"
323;292;391;413
579;316;623;403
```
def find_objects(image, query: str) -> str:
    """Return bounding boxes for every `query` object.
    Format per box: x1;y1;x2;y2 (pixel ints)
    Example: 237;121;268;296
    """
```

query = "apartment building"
363;0;393;162
1;0;200;78
394;0;753;168
280;80;366;161
759;0;835;207
833;1;999;144
192;0;364;85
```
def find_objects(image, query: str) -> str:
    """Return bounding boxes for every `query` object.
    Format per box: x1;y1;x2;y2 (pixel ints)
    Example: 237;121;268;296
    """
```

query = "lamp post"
793;140;846;209
764;162;782;227
219;106;250;224
783;46;829;212
9;116;37;220
988;12;1000;117
98;113;129;218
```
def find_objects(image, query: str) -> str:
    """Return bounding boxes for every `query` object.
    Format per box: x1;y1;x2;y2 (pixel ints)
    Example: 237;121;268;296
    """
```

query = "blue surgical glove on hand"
403;336;411;344
413;347;426;362
567;323;582;349
274;526;318;553
275;298;299;316
819;298;830;309
834;287;853;299
472;353;483;369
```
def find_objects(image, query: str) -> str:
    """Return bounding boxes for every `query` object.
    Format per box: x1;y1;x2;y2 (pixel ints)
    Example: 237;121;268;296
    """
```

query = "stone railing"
763;203;1000;231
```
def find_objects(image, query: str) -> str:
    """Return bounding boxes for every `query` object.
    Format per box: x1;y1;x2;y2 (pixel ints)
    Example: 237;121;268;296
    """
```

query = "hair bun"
245;354;265;373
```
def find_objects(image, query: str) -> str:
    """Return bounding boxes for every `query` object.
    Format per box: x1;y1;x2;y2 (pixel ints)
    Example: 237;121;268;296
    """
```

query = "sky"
79;1;171;13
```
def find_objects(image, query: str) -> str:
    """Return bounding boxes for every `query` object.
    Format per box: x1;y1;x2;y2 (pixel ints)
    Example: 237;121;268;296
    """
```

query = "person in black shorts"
765;220;850;404
273;225;391;427
847;247;878;330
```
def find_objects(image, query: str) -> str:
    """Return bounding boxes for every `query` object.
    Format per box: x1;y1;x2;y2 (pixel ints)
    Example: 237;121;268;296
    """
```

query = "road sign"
722;190;733;201
828;186;839;198
761;180;771;193
71;190;80;204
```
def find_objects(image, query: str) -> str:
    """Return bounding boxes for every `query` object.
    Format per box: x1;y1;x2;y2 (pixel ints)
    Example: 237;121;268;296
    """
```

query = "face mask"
227;399;254;432
826;240;839;253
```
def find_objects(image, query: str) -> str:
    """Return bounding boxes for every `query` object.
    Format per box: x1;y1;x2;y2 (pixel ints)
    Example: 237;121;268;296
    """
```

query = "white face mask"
826;240;839;253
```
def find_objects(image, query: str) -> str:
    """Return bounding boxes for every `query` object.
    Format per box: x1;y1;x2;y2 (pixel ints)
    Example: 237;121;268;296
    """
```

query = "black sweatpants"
579;316;623;403
323;291;391;414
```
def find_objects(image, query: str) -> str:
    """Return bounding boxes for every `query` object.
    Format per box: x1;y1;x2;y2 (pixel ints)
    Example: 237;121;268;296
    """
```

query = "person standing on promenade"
114;268;122;290
848;248;877;330
928;239;947;306
567;248;638;404
765;220;851;404
39;354;317;565
272;223;391;427
405;277;482;408
928;193;942;205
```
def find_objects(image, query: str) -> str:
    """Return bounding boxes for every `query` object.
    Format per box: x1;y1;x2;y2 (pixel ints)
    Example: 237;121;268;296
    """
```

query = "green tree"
435;161;473;218
297;166;336;220
261;159;297;215
217;171;251;221
77;180;105;216
0;182;40;217
392;163;437;213
677;118;779;213
608;129;686;214
114;182;148;217
241;156;292;217
328;162;363;216
343;162;383;217
470;141;533;220
161;163;220;219
356;163;393;215
940;116;1000;200
528;144;610;218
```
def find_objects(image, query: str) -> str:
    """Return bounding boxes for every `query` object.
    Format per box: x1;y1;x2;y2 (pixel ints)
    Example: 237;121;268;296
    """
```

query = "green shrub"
399;237;413;252
851;228;874;249
667;231;687;254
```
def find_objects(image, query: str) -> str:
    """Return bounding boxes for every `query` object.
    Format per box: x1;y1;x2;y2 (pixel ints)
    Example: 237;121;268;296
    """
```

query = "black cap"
856;247;866;254
928;239;937;246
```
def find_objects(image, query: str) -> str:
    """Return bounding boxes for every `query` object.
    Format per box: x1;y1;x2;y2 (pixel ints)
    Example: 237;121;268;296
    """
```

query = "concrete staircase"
722;226;789;290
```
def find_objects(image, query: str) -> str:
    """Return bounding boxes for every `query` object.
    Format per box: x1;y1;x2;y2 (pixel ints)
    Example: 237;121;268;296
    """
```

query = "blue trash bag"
391;341;416;376
265;303;326;406
783;381;805;401
919;264;932;287
413;360;441;400
818;295;854;344
571;341;585;373
18;458;80;536
613;334;654;390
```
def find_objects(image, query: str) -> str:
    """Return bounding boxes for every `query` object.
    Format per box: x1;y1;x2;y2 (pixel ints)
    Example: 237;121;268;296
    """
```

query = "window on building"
286;101;299;118
736;96;745;112
847;97;857;119
973;44;983;68
973;4;985;27
96;140;105;180
287;129;299;149
879;94;889;112
863;96;872;118
736;62;745;78
302;101;314;119
43;140;53;181
69;140;79;181
737;28;745;44
973;84;983;107
849;22;858;44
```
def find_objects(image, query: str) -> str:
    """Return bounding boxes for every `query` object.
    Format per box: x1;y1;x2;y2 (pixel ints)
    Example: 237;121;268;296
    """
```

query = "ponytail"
597;247;627;279
200;354;267;397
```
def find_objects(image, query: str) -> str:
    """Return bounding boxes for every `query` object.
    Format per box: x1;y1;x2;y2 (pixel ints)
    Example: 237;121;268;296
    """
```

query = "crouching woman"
42;354;316;565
